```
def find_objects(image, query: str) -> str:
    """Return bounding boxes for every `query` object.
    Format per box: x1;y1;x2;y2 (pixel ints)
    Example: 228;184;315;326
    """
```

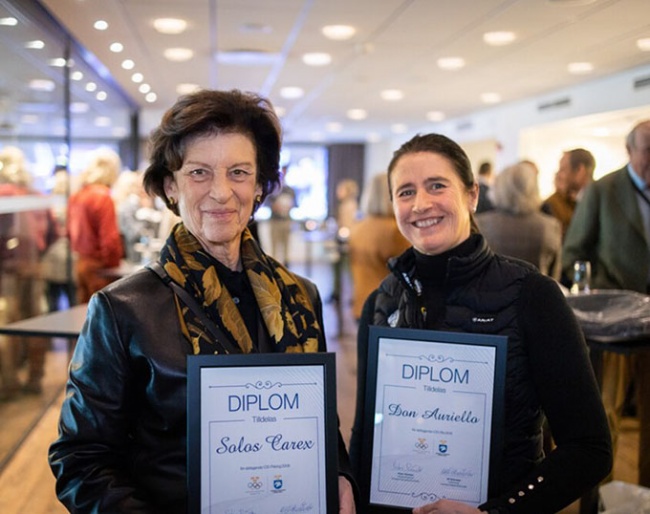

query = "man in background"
542;148;595;239
562;120;650;487
475;160;494;213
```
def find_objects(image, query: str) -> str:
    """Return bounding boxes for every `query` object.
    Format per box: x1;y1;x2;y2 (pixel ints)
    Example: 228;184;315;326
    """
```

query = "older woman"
349;133;611;513
476;161;562;280
49;89;356;513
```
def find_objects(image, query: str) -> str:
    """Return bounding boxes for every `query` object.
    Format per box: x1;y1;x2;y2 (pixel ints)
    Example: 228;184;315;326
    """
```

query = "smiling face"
163;132;262;269
390;151;478;256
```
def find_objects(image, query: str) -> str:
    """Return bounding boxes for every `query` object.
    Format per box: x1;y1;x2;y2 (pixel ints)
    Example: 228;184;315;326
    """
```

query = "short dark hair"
387;133;479;233
566;148;595;177
143;89;282;215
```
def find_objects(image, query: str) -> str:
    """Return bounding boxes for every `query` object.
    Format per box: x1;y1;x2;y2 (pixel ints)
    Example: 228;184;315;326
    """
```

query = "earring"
168;197;177;207
254;195;262;207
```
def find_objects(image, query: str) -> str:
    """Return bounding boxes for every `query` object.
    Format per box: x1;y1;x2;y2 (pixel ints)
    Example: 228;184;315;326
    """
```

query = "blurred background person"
542;148;595;239
475;160;494;213
265;165;296;266
348;172;409;321
41;165;75;312
0;146;51;397
335;178;360;234
67;147;124;303
562;120;650;487
476;160;563;280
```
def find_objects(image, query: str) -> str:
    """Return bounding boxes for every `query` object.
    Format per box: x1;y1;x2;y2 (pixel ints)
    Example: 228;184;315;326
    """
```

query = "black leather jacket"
49;265;353;513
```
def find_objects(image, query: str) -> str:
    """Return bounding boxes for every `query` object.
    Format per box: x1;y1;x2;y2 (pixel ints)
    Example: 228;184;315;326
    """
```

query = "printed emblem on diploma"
187;353;338;514
361;327;506;512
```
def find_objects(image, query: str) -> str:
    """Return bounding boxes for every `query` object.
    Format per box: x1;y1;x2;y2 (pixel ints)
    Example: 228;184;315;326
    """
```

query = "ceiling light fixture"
139;84;151;94
0;17;18;26
426;111;445;122
70;71;83;81
481;92;502;104
347;109;367;120
131;72;144;83
48;58;67;67
85;82;97;92
145;92;157;103
637;38;650;51
28;79;55;92
164;48;194;62
153;18;187;35
567;61;593;74
302;52;332;66
96;91;107;101
93;20;108;31
280;86;304;99
483;31;516;46
216;50;279;66
121;59;135;70
322;25;356;41
25;40;44;49
110;42;124;53
437;57;465;70
381;89;404;101
176;83;201;95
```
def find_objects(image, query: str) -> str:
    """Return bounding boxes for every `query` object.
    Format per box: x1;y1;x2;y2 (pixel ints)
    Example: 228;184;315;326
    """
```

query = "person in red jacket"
67;148;123;303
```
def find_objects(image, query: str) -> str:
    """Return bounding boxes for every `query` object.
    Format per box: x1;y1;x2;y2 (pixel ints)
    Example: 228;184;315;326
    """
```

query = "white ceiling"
32;0;650;143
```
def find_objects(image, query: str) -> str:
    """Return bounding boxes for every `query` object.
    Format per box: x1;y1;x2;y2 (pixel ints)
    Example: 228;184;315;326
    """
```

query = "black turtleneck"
414;236;476;328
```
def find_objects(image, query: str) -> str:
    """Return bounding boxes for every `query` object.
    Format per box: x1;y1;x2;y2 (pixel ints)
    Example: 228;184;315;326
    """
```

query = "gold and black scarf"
158;223;321;355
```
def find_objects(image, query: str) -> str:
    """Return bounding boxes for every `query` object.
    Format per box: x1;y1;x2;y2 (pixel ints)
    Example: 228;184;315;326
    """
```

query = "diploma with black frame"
187;353;339;514
360;327;507;512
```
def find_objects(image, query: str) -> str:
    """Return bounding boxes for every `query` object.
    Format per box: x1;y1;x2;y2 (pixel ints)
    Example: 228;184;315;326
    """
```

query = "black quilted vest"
372;234;543;494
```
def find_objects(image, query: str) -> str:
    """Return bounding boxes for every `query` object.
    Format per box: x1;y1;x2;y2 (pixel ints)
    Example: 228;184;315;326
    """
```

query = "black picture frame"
187;352;339;513
359;326;507;513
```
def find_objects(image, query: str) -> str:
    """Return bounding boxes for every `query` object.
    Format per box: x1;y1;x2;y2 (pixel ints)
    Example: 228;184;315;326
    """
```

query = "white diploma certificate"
187;353;338;514
365;328;506;511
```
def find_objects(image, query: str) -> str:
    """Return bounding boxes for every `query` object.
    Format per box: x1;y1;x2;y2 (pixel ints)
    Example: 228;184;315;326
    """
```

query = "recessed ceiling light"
481;92;502;104
94;116;111;127
164;48;194;62
326;122;343;132
96;91;107;101
302;52;332;66
145;92;158;103
347;108;367;120
48;58;67;67
110;42;123;53
176;83;201;95
391;123;408;134
93;20;108;31
70;102;89;113
280;86;304;99
216;50;280;66
637;38;650;51
131;72;144;83
426;111;445;122
381;89;404;101
71;71;83;81
322;25;356;41
121;59;135;70
85;82;97;92
437;57;465;70
153;18;187;35
0;17;18;26
28;79;55;92
25;40;44;49
139;83;151;94
483;31;516;46
567;61;593;74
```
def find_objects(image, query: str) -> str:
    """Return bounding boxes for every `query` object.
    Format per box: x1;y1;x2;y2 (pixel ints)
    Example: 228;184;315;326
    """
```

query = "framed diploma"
360;327;507;512
187;352;339;514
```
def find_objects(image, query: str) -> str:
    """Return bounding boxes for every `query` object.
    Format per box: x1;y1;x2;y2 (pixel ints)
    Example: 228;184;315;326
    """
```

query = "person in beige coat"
348;173;410;320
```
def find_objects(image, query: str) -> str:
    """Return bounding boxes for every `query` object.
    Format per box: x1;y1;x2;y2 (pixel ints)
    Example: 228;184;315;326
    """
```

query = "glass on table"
570;260;591;294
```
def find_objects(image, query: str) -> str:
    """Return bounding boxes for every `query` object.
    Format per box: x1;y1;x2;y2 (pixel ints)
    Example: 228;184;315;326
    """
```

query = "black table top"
0;304;88;339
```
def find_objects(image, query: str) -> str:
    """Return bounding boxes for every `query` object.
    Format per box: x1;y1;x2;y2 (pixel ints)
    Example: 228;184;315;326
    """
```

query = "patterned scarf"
158;222;321;355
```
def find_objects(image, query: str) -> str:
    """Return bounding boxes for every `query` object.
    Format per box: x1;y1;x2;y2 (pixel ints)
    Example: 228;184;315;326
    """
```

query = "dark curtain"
327;143;365;218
